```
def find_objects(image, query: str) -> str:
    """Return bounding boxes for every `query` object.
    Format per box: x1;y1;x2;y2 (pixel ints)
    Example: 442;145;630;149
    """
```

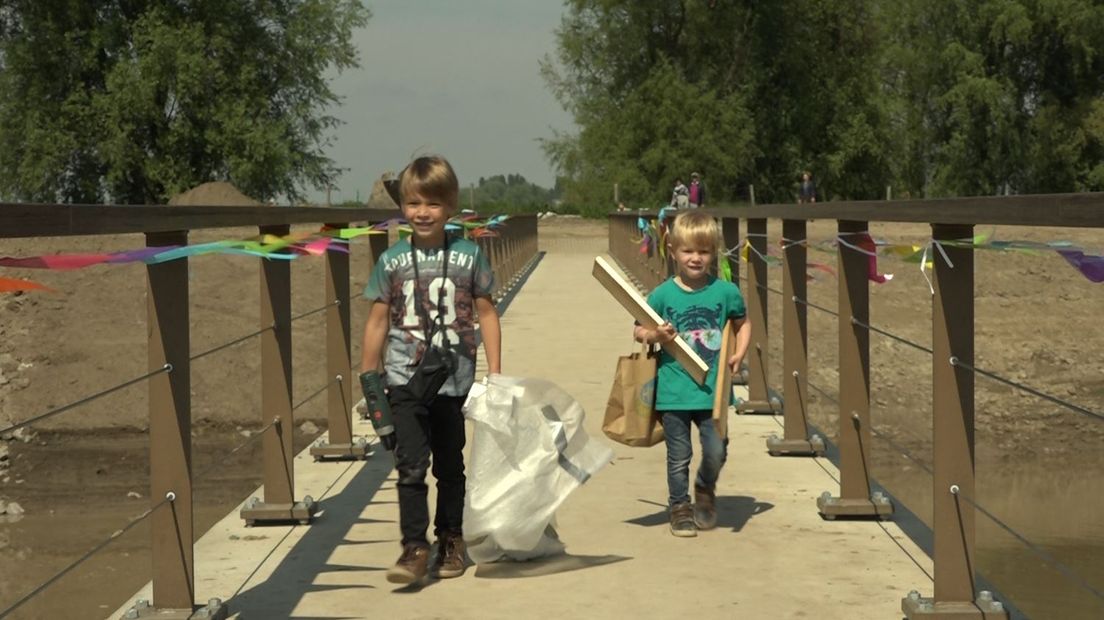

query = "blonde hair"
399;155;459;207
669;210;721;253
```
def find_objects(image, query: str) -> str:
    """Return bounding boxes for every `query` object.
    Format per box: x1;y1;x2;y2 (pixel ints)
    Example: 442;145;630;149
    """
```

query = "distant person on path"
633;211;751;537
688;172;705;208
799;171;816;203
671;177;690;209
359;155;502;584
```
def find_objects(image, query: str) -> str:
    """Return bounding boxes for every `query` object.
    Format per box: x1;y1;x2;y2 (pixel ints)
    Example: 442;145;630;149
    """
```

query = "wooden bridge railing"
609;193;1104;620
0;203;538;619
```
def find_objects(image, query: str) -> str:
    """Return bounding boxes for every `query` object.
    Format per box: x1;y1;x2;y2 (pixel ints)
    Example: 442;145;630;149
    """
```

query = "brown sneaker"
669;502;697;537
431;532;468;579
386;543;429;584
694;485;717;530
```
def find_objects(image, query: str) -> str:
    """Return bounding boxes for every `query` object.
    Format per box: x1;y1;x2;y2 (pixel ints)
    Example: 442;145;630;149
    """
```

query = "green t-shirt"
646;276;747;411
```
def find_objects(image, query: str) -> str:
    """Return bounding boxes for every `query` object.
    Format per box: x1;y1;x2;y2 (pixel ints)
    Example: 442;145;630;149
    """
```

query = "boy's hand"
652;322;677;344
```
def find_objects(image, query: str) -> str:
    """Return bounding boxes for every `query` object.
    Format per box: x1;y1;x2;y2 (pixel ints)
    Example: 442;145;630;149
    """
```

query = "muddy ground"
0;215;1102;618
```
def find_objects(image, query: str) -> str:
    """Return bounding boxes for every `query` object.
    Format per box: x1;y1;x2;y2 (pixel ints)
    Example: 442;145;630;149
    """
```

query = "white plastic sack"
462;375;613;562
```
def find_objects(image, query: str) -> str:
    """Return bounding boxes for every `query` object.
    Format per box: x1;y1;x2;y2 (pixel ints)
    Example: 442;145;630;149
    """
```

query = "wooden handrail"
0;203;398;238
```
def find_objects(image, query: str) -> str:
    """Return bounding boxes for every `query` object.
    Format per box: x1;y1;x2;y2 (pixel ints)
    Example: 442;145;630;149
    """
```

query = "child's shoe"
669;502;697;537
386;543;430;584
431;531;467;579
693;485;717;530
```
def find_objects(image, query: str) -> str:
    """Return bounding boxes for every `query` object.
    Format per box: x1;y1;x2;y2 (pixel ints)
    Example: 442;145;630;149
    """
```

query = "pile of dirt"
365;173;400;210
168;181;262;206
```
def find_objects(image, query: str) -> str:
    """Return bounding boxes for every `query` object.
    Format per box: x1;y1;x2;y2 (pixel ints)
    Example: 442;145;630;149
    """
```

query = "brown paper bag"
602;347;665;447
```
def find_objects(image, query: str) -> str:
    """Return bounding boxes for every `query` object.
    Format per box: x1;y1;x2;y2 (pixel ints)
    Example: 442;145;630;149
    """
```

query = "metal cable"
810;447;841;485
289;299;340;324
949;357;1104;425
851;317;934;355
793;296;839;317
0;364;172;437
877;520;934;583
192;378;338;483
806;380;840;405
810;379;933;475
0;492;176;619
734;272;775;294
193;418;280;483
737;272;839;318
293;378;336;413
950;486;1104;603
191;326;272;362
863;419;935;476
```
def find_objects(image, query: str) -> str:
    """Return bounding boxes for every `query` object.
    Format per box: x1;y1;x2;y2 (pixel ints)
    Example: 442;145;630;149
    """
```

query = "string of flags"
0;214;511;293
631;213;1104;289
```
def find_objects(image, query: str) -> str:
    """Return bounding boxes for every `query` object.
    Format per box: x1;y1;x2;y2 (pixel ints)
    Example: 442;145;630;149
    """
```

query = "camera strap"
410;235;451;351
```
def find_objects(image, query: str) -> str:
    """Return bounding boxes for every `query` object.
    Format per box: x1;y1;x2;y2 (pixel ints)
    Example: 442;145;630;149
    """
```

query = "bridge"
1;196;1103;619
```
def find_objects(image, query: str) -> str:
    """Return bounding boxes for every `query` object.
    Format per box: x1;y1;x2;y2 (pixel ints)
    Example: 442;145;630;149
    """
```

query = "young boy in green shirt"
633;210;751;537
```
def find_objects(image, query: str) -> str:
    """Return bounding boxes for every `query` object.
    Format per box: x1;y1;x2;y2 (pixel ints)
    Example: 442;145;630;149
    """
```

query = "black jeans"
389;386;467;547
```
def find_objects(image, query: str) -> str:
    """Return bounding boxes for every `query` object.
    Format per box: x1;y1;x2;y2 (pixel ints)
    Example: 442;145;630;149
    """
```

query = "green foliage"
468;173;557;209
546;0;1104;201
0;0;369;204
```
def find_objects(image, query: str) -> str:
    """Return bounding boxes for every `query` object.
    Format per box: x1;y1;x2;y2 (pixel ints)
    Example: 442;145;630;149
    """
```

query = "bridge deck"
112;235;932;619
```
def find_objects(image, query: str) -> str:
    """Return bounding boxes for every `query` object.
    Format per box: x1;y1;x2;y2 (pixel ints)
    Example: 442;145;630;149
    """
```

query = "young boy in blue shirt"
360;155;502;582
633;210;751;537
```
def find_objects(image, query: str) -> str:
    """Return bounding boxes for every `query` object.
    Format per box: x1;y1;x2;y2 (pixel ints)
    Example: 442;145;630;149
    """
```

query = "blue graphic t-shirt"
363;236;495;396
646;276;746;411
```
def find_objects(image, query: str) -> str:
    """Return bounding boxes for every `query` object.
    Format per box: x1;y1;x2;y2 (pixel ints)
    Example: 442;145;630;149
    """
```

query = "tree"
0;0;369;204
542;0;893;204
873;0;1104;196
473;173;555;208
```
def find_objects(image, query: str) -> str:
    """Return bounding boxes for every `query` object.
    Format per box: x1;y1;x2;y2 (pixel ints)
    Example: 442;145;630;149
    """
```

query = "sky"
314;1;575;203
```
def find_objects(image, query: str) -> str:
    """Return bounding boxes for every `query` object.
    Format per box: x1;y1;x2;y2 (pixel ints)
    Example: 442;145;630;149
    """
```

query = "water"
876;459;1104;620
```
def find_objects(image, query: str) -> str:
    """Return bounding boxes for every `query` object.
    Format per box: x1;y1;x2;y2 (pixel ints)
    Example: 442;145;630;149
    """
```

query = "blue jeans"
661;410;728;507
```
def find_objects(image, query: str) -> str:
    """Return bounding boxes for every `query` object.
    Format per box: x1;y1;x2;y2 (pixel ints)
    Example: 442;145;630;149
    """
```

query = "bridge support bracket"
121;597;228;620
735;398;782;415
817;491;894;521
310;436;371;462
901;590;1009;619
766;433;825;457
240;496;318;527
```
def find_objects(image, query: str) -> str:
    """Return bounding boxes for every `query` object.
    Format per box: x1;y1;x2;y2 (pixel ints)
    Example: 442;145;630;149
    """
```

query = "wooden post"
818;220;891;518
721;217;740;286
767;219;825;456
240;225;317;525
146;230;194;612
309;223;369;461
903;224;1005;618
737;218;776;413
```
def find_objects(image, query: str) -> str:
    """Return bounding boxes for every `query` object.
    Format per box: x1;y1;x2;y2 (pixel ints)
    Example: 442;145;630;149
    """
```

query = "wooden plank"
0;203;542;240
712;320;736;439
592;256;708;384
610;191;1104;228
0;203;398;238
711;193;1104;228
